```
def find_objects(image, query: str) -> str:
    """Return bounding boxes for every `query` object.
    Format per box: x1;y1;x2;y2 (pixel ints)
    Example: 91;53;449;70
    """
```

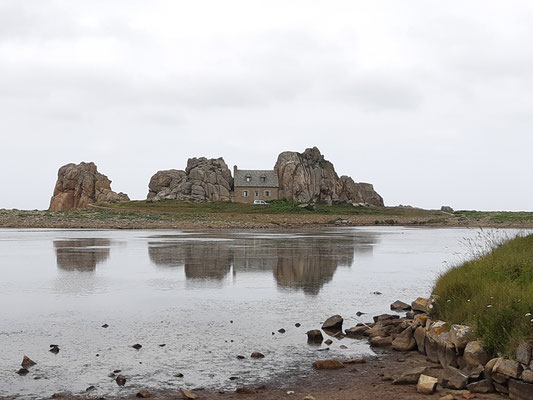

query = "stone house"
233;166;279;203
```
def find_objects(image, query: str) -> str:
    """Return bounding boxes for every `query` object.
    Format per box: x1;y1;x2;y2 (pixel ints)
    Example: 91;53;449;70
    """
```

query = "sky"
1;1;532;211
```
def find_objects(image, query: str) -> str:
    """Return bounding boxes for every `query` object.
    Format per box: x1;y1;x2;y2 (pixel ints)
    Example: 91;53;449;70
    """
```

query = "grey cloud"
1;1;533;211
335;73;422;110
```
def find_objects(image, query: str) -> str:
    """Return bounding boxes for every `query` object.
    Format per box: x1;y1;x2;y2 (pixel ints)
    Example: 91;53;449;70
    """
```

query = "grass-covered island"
2;199;533;229
432;233;533;357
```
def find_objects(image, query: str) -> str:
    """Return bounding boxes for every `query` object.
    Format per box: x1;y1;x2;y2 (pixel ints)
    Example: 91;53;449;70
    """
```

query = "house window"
260;176;266;183
265;190;271;197
246;175;251;183
242;190;248;197
254;191;259;197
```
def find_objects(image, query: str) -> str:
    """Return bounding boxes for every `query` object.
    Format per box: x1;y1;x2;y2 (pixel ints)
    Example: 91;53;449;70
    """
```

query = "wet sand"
11;349;501;400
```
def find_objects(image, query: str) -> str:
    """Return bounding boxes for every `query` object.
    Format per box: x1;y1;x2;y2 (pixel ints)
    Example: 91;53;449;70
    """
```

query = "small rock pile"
341;296;533;399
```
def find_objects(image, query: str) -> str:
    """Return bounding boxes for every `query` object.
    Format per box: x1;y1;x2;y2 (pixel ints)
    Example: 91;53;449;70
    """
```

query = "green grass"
454;210;533;224
432;234;533;357
105;199;431;216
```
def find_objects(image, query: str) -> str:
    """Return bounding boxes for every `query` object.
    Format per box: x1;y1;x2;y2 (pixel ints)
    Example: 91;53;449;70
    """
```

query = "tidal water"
0;227;520;398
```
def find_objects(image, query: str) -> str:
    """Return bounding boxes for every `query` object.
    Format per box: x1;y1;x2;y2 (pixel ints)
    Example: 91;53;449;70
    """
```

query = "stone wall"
233;187;279;204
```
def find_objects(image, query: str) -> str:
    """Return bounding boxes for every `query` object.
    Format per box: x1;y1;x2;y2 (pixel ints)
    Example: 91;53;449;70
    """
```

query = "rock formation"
147;157;233;202
339;176;384;206
49;162;129;211
274;147;383;206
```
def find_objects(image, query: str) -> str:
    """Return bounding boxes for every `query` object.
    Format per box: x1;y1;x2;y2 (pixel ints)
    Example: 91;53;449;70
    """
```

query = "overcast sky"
1;1;532;211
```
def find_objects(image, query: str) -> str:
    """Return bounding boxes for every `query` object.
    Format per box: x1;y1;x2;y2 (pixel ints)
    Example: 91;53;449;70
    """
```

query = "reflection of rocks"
148;231;378;294
183;244;232;279
54;239;111;271
148;240;232;280
272;235;356;295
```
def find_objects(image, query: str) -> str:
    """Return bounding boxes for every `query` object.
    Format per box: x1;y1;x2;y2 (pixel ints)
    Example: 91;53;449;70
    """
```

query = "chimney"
233;165;238;177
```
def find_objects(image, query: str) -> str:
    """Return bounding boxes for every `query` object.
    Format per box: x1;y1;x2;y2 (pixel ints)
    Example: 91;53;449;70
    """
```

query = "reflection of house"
233;166;279;203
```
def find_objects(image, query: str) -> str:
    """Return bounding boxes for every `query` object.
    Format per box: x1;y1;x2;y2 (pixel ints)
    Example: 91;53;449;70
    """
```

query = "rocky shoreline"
1;209;532;230
8;296;530;400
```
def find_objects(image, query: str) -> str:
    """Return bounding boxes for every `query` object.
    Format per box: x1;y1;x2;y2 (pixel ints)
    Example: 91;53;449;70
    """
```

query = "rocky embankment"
331;297;533;399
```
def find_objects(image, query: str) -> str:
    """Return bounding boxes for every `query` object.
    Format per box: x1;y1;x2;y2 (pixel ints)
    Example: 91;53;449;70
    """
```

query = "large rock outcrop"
49;162;129;211
274;147;383;206
147;157;233;202
339;176;384;206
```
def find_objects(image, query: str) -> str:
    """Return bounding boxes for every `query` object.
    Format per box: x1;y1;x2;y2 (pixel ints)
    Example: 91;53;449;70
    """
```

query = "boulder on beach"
321;314;343;331
180;387;199;399
312;359;345;370
392;327;417;351
411;297;431;313
390;300;411;311
49;162;129;211
306;329;324;343
417;374;438;394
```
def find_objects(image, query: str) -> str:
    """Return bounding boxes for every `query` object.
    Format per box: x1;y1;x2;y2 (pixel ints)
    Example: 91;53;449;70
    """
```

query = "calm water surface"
0;227;518;398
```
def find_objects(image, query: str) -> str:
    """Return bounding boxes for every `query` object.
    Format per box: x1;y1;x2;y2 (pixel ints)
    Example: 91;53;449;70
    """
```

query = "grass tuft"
432;233;533;357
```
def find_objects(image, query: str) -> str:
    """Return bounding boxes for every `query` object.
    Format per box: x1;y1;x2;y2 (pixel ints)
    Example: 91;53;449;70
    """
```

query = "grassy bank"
432;233;533;357
107;199;426;216
2;201;533;229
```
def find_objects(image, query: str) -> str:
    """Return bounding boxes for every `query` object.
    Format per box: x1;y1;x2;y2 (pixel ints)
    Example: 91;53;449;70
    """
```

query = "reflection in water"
147;240;233;279
54;239;111;271
148;232;378;294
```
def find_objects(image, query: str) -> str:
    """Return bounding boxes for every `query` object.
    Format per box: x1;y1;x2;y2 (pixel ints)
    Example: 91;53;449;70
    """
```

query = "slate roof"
234;169;279;188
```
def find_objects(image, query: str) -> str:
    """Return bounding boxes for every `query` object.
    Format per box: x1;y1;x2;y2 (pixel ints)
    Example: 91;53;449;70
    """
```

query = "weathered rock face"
274;147;383;206
49;162;129;211
147;157;233;202
147;170;188;200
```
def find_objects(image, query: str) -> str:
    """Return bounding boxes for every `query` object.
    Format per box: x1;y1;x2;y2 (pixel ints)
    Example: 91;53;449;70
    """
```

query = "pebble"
278;328;286;333
132;344;142;350
295;323;301;327
21;356;36;368
136;389;152;398
251;352;265;358
179;387;198;399
116;375;126;386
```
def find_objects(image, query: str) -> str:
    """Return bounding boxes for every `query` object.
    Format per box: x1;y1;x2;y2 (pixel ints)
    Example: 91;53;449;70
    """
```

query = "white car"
253;200;268;205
